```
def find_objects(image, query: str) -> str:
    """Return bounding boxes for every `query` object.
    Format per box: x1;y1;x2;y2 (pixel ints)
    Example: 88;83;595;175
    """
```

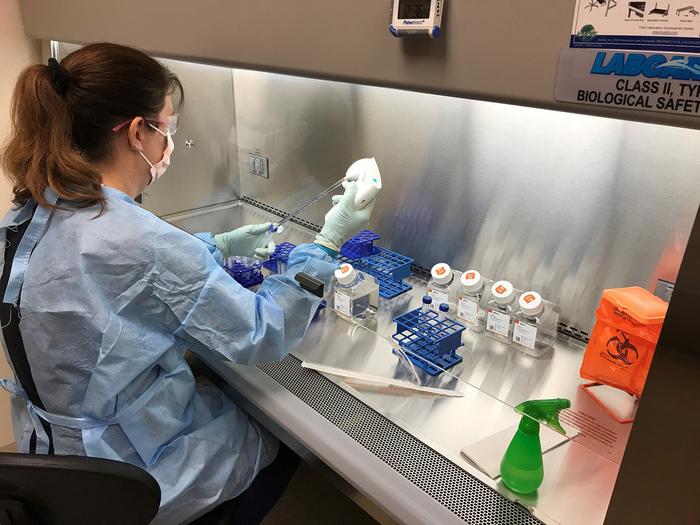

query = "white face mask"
139;123;174;184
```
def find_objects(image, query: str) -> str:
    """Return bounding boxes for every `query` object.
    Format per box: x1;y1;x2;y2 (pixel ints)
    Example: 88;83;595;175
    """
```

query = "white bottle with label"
457;270;491;333
512;291;560;358
333;263;379;321
485;280;516;344
427;263;457;312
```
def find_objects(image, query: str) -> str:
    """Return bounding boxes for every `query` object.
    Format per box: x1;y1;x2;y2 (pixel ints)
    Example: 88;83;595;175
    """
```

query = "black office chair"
0;452;160;525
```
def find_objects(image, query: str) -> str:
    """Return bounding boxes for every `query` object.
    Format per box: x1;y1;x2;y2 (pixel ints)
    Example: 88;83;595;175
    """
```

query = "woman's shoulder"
80;197;208;257
70;197;165;237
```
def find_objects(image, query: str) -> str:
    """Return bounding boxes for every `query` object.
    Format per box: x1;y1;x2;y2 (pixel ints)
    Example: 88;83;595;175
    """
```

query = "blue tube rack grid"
337;233;414;299
224;257;264;288
262;242;297;274
337;251;413;299
372;273;413;300
340;230;381;260
356;247;412;282
392;308;465;376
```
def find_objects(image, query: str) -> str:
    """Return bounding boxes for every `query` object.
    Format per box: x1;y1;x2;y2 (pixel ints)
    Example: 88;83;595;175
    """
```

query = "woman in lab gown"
0;43;372;524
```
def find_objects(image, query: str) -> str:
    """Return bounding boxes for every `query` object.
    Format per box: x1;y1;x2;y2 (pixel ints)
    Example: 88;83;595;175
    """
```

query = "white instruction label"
513;320;538;350
428;288;449;310
486;309;511;338
458;297;478;325
334;292;351;317
571;0;700;53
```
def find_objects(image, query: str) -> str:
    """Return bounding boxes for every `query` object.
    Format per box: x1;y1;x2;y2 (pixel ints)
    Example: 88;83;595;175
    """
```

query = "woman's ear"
127;117;146;152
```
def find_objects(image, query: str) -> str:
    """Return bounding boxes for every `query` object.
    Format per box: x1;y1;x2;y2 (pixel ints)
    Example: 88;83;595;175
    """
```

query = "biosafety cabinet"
19;1;700;524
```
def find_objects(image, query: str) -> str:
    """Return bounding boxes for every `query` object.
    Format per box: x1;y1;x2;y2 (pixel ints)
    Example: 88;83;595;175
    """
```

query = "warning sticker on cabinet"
571;0;700;52
555;48;700;116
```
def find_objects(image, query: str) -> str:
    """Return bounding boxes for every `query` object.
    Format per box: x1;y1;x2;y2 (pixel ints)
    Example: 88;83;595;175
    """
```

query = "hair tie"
47;57;69;97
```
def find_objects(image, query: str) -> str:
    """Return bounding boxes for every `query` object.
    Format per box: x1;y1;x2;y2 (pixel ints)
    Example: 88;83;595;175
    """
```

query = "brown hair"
1;43;183;211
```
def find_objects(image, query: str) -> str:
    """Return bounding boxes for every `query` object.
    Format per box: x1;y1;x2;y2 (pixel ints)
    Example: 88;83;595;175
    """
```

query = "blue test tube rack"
224;257;264;288
340;229;381;260
262;242;297;274
356;247;412;282
392;308;465;376
338;231;414;300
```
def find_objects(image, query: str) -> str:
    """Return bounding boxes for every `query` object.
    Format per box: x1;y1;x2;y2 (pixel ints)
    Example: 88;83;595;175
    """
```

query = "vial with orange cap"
512;291;560;358
333;263;379;321
457;270;492;333
427;263;457;312
485;280;517;344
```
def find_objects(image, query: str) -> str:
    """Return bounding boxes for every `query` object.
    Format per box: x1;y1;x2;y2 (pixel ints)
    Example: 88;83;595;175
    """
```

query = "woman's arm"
152;228;337;365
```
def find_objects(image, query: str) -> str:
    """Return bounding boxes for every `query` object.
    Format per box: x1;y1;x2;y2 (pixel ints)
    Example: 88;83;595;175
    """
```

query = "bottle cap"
430;263;453;285
439;303;450;313
460;270;484;293
519;291;544;317
334;263;357;285
491;280;515;305
422;295;433;305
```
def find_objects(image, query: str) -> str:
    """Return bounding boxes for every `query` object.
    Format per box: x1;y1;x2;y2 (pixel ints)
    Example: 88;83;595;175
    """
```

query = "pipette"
161;180;346;254
270;178;346;233
162;182;346;256
270;157;382;233
167;157;382;257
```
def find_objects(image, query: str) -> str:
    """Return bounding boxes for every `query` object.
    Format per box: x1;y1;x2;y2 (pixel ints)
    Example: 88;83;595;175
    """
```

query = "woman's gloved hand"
214;223;276;260
314;181;375;254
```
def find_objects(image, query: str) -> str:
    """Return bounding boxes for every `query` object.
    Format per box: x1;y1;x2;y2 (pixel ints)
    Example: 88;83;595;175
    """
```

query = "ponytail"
1;43;183;213
2;63;104;211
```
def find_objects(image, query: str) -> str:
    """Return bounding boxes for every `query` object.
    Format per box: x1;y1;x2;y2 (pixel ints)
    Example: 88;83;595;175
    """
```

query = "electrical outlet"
249;153;269;178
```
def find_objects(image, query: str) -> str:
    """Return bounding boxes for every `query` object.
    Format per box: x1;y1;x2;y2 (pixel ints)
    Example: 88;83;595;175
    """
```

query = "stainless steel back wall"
235;70;700;332
142;58;238;216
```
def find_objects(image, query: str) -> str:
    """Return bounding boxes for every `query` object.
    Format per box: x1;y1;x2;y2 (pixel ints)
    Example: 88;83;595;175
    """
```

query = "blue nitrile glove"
314;181;375;254
214;223;276;260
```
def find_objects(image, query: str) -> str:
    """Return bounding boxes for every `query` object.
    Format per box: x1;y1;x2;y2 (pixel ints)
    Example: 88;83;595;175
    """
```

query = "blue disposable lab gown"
0;186;337;524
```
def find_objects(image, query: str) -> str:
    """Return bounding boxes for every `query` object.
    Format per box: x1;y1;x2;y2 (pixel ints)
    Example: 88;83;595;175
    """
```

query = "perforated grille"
257;355;542;525
240;196;321;232
557;322;590;343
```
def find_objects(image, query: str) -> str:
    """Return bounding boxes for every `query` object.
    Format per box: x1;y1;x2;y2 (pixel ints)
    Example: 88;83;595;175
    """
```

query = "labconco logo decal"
591;52;700;81
402;19;425;24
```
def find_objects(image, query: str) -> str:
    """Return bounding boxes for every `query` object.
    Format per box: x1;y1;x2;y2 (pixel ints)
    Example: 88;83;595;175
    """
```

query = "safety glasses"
112;114;179;135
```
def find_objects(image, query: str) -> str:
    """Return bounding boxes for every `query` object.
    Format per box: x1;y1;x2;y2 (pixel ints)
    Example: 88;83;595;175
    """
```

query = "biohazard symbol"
606;330;639;366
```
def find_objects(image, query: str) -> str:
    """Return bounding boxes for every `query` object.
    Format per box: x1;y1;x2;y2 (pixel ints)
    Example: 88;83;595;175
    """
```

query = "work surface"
168;201;629;525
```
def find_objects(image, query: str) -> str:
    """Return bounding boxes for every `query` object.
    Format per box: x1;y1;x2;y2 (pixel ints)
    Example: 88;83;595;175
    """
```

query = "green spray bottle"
500;398;571;494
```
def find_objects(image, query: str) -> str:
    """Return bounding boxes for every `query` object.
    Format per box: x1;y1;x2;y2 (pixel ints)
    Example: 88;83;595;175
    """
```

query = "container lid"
439;303;450;312
519;291;544;317
431;263;453;285
335;263;357;285
422;295;433;304
602;287;668;324
460;270;484;293
491;280;515;305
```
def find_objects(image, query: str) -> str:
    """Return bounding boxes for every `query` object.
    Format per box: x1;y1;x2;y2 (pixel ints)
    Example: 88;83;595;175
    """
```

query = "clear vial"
427;263;457;312
421;295;433;315
512;291;560;358
457;270;491;333
485;280;516;344
333;263;379;321
438;303;449;321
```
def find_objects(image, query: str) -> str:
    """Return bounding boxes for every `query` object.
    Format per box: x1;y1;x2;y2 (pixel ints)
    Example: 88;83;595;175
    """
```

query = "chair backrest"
0;453;160;525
